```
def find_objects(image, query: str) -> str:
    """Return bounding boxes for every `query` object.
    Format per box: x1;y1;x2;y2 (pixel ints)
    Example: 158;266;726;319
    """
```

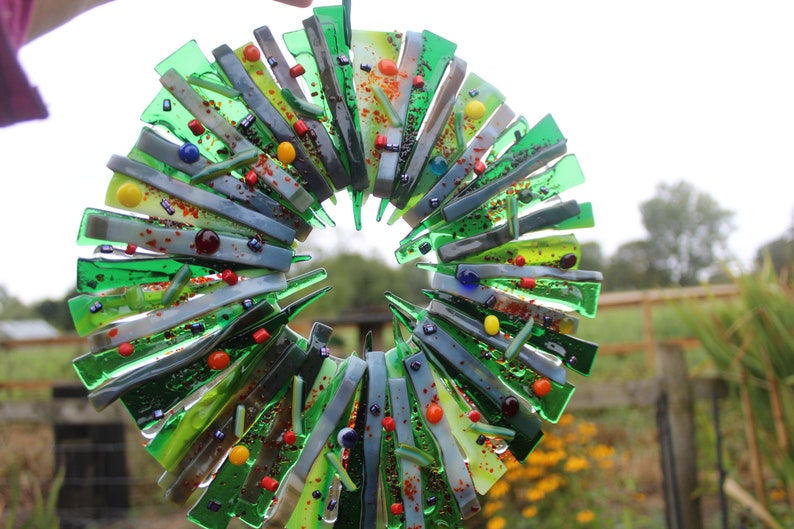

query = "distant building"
0;319;60;341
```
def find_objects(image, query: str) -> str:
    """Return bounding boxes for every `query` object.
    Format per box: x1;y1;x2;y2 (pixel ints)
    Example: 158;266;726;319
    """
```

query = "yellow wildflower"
537;474;564;493
524;487;546;502
558;413;575;426
522;506;538;518
770;488;787;502
563;455;590;473
524;466;545;479
487;515;507;529
483;501;504;518
543;433;564;450
577;421;598;438
489;480;510;499
589;443;615;460
598;459;614;470
576;509;596;523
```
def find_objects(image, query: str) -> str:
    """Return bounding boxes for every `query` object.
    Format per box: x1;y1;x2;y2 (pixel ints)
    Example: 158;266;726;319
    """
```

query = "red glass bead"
520;277;536;289
374;134;387;150
467;410;481;423
293;119;309;137
260;476;279;492
289;64;305;78
243;44;261;62
188;119;205;136
124;244;137;255
390;502;403;515
532;378;552;397
501;396;519;417
381;416;396;432
118;342;134;357
253;328;271;344
221;269;238;286
194;229;221;255
412;75;424;89
515;254;526;267
208;350;230;370
473;160;486;176
245;170;258;187
560;253;578;269
283;431;297;445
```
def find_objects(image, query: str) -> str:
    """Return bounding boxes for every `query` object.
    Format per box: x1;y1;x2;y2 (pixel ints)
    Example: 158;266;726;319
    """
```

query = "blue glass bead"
178;143;200;164
428;155;448;176
457;269;480;286
337;427;358;448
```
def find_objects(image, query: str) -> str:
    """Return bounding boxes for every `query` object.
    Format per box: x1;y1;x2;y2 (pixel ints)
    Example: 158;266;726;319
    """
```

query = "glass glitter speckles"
68;3;601;528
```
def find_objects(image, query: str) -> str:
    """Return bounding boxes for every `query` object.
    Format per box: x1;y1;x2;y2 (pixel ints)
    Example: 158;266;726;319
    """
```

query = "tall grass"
681;261;794;527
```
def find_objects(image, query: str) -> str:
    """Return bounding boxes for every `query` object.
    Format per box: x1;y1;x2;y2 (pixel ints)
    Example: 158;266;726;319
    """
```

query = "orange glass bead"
208;350;230;370
378;59;398;76
228;445;250;466
532;378;552;397
426;403;443;424
243;44;261;62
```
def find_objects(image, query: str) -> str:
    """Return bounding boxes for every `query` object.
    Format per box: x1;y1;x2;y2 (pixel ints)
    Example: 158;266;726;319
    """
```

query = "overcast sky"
2;0;792;304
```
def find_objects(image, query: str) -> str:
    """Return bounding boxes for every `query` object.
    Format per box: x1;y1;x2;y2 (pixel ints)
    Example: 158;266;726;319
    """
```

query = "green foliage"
755;237;794;277
3;464;63;529
32;290;77;332
603;240;672;291
287;251;430;319
0;286;76;332
681;261;794;524
579;241;605;273
0;286;37;321
640;181;735;286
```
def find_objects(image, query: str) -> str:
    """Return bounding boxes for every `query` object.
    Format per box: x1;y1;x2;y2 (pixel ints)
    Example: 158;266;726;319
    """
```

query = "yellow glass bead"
464;100;486;120
228;445;250;466
558;317;575;335
276;141;297;164
483;314;500;336
116;182;143;208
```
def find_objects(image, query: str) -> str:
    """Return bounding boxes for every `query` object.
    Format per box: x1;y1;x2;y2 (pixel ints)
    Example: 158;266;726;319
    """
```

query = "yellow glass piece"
116;182;143;208
483;314;500;336
558;317;576;335
277;141;297;165
464;100;486;120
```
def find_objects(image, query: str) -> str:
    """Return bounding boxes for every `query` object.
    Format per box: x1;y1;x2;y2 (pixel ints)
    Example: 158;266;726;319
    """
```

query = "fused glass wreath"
69;4;601;528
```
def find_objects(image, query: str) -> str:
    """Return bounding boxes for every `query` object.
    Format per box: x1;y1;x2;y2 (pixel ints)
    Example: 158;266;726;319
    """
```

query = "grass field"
0;296;765;528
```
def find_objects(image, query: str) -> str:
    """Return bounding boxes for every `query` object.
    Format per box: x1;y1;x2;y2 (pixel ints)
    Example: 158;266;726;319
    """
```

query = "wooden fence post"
656;344;703;529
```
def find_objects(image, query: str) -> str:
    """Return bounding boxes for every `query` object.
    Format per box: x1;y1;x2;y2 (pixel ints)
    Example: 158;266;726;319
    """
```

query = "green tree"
288;252;429;319
34;289;77;332
0;286;36;320
604;240;672;291
756;210;794;276
578;241;605;273
639;181;734;286
756;237;794;277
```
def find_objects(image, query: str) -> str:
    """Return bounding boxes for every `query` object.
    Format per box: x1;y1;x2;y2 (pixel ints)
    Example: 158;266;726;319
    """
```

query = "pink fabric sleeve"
1;0;35;49
0;0;48;126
